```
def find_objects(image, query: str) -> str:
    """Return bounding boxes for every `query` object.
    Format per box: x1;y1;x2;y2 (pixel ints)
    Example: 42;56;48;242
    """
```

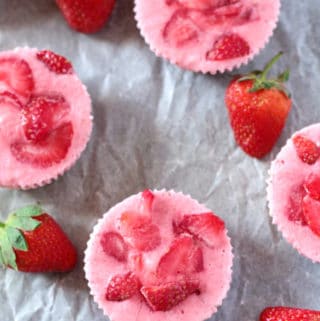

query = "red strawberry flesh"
304;174;320;201
302;195;320;237
260;306;320;321
105;272;141;301
120;211;161;251
175;212;225;248
100;232;128;262
22;94;70;143
206;33;250;61
0;57;34;103
293;135;320;165
11;122;74;168
140;189;155;214
157;236;203;278
36;50;73;75
141;278;200;311
163;10;199;47
287;184;307;225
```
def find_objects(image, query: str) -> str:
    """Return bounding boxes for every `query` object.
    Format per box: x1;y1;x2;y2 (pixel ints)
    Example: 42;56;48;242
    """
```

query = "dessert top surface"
268;124;320;262
85;190;232;321
0;48;92;188
135;0;280;72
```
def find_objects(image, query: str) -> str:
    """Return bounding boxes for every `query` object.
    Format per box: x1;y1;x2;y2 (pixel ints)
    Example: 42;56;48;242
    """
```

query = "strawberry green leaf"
0;229;17;270
14;205;43;217
5;227;27;251
278;69;290;82
6;215;41;231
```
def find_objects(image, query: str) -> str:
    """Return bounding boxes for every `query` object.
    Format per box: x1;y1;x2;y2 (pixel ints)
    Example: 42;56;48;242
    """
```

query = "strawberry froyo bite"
85;190;233;321
135;0;280;73
268;124;320;262
0;48;92;189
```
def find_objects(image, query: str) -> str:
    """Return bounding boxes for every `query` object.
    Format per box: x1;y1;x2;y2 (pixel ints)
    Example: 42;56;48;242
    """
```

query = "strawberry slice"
11;122;73;168
287;184;307;225
36;50;73;75
120;211;161;251
213;2;242;17
302;195;320;237
293;135;320;165
206;33;250;61
100;232;128;262
105;272;141;301
168;0;240;10
0;91;23;109
260;306;320;321
175;213;225;248
157;236;203;278
163;10;199;47
304;174;320;201
140;189;155;214
0;57;34;103
22;94;70;143
141;278;200;311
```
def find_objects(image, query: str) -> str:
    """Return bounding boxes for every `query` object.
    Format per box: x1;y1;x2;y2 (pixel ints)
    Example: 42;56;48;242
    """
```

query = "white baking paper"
0;0;319;320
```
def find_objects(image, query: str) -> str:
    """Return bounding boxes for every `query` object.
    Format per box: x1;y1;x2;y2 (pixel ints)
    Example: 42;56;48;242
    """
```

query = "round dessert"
134;0;280;73
268;124;320;262
85;190;233;321
0;47;92;189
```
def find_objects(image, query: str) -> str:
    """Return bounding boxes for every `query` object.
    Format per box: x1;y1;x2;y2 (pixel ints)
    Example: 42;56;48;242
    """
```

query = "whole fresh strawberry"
260;306;320;321
225;52;292;158
0;205;77;272
56;0;116;33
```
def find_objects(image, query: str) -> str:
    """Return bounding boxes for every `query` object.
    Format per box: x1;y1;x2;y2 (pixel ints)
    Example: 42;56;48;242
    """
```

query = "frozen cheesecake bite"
85;190;233;321
0;48;92;189
268;124;320;262
135;0;280;73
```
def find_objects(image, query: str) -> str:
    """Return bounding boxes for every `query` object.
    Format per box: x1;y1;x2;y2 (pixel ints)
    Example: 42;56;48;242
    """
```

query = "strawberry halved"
105;272;141;301
206;33;250;61
175;212;225;248
0;57;34;103
141;278;200;311
100;231;128;262
120;211;161;251
302;195;320;237
36;50;73;75
22;94;70;143
293;135;320;165
157;236;203;278
163;10;199;47
11;122;73;168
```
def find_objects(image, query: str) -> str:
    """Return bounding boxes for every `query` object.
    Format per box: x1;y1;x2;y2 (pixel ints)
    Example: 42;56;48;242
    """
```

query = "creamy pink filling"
135;0;280;72
85;190;233;321
0;48;92;188
268;124;320;262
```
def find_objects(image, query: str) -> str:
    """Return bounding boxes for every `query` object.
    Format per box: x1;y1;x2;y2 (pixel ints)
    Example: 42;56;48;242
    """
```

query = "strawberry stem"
260;52;283;80
238;52;291;97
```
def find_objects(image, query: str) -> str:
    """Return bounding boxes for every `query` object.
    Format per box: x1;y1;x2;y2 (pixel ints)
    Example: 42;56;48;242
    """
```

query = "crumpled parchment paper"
0;0;320;320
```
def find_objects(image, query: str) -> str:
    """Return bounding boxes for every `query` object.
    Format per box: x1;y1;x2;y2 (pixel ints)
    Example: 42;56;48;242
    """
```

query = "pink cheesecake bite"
134;0;280;73
0;48;92;189
84;190;233;321
268;124;320;262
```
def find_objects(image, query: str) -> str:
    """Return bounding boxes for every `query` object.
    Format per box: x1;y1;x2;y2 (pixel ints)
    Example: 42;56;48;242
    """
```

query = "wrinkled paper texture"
0;0;319;320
